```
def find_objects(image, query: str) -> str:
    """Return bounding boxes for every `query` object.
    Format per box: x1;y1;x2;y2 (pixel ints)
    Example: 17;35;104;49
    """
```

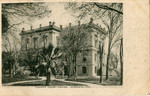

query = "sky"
21;2;105;31
22;3;78;30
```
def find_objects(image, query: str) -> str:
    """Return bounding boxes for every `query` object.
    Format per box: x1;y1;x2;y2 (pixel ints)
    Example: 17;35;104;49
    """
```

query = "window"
42;35;48;48
95;53;97;62
44;37;47;47
25;38;29;50
56;36;60;46
95;67;97;73
83;57;87;62
82;66;87;74
33;37;38;49
94;33;98;47
95;39;98;47
99;41;101;46
64;66;68;76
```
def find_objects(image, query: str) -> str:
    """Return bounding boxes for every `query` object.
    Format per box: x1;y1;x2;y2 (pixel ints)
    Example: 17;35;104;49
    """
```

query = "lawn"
2;76;41;84
65;76;121;86
11;80;89;87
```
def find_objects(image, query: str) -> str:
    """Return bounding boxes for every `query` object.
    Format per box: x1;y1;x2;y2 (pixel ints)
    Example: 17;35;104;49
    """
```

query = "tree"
2;3;51;52
93;3;123;15
2;51;14;77
2;3;51;34
65;2;123;81
104;8;123;80
2;3;51;78
2;3;51;45
60;23;89;79
39;44;61;85
108;52;120;77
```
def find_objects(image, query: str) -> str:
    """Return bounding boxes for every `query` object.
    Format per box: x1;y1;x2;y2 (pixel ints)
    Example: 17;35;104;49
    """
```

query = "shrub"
15;66;31;77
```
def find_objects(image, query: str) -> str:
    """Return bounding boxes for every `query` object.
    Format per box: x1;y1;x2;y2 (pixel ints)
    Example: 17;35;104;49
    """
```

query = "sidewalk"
3;76;102;87
55;79;102;88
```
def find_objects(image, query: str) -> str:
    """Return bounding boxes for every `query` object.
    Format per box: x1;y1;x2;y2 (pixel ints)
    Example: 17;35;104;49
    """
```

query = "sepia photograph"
1;0;149;95
2;2;123;87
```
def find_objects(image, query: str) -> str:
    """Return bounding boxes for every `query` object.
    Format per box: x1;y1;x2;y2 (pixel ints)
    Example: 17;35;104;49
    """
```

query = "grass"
2;75;121;86
11;80;89;87
2;76;41;84
65;76;121;86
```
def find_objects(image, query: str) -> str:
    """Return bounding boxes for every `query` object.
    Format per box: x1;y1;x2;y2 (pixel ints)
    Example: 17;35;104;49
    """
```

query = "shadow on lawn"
65;76;121;86
2;76;41;84
11;80;89;87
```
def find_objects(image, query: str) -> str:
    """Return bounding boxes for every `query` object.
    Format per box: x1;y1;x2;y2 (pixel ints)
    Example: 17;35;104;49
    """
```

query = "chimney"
40;24;42;28
69;23;71;27
22;27;25;32
90;18;93;23
52;22;55;25
60;25;62;30
30;26;33;30
49;21;52;25
78;21;80;26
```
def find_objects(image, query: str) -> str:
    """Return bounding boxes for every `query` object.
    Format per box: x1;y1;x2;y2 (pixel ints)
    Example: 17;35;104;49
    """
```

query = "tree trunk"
120;38;123;85
67;65;70;78
99;66;103;83
67;57;71;78
10;62;13;78
73;54;77;80
13;54;18;75
46;67;51;86
99;42;104;83
13;62;16;75
106;43;111;80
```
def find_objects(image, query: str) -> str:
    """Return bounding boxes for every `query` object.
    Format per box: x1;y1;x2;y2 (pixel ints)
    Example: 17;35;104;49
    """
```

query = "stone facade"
63;19;106;76
20;19;106;76
20;22;61;51
76;26;106;76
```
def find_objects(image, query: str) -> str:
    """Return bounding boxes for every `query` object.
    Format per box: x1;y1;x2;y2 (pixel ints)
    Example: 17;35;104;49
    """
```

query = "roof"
20;25;61;35
63;22;107;35
88;23;107;35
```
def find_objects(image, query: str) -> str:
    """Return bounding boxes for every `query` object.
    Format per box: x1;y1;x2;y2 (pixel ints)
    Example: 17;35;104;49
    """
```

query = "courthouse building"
20;19;106;76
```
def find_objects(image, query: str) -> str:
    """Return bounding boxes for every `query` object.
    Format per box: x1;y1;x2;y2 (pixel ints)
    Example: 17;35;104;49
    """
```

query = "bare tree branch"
110;37;122;50
3;22;24;34
93;3;123;14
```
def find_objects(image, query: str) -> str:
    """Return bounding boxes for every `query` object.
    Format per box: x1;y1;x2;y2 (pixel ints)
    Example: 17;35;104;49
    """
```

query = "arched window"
95;67;97;73
95;39;98;47
82;66;87;74
33;37;38;49
83;57;87;62
25;38;29;50
41;35;48;48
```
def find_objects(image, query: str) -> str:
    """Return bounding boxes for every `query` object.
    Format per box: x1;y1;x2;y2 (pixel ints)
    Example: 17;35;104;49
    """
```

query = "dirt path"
3;77;102;87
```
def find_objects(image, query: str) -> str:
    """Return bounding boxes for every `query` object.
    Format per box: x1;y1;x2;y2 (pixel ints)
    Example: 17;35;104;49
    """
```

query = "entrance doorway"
82;66;87;74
